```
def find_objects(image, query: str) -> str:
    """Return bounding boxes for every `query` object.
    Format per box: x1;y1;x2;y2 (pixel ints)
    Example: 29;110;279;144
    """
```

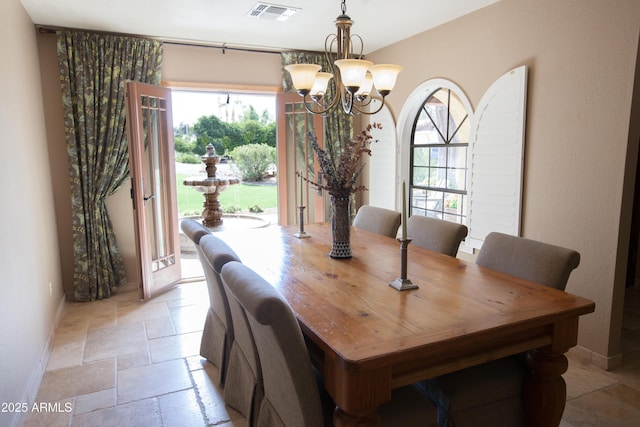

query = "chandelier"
285;0;403;116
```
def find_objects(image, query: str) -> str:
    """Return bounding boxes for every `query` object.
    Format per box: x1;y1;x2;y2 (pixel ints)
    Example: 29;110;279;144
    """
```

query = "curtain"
57;31;163;301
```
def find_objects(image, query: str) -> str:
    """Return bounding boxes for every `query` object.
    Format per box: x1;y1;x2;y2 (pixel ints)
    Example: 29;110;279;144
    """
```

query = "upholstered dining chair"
417;232;581;427
352;205;402;238
220;261;263;426
198;232;241;385
221;261;438;427
180;220;219;363
406;215;468;256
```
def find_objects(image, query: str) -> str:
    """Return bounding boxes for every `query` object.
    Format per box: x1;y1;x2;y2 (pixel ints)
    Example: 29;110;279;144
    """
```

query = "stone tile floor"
21;274;640;426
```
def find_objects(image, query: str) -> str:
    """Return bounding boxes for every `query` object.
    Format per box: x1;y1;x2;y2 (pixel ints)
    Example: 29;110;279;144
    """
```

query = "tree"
241;105;260;122
174;134;195;153
192;115;228;155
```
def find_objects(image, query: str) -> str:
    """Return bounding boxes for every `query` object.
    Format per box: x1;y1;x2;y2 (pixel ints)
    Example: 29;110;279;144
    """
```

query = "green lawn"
176;173;277;216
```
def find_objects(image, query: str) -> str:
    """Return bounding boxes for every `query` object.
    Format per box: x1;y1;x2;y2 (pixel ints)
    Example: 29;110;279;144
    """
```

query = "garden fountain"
183;144;240;227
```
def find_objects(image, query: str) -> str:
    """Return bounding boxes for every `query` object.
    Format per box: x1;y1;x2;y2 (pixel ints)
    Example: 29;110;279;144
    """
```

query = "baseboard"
12;293;66;427
568;345;623;371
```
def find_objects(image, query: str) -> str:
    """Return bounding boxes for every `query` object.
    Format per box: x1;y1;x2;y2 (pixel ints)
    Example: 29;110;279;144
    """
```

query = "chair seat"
379;385;439;427
417;357;527;427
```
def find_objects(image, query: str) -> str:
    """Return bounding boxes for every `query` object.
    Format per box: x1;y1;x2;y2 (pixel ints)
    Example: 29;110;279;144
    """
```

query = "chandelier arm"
351;34;365;60
302;92;341;117
325;34;337;63
351;97;387;116
341;90;356;115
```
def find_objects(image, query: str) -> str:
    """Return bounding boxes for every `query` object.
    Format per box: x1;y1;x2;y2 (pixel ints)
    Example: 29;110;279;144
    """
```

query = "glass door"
276;93;325;225
126;81;181;299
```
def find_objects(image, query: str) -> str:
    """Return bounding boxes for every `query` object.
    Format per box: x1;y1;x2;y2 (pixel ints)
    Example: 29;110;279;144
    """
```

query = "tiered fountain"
183;144;240;227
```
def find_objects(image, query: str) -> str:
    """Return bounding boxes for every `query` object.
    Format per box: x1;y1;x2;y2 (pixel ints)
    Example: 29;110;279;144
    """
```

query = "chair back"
181;218;210;246
222;261;324;427
353;205;401;238
476;232;580;290
407;215;468;256
200;234;241;322
221;266;263;425
181;219;214;306
199;234;241;384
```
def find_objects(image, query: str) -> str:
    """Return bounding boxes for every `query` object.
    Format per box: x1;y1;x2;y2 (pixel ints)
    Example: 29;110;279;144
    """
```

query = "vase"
329;194;352;258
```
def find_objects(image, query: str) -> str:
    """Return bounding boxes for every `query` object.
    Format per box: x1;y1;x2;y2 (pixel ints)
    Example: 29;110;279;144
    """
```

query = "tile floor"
22;271;640;426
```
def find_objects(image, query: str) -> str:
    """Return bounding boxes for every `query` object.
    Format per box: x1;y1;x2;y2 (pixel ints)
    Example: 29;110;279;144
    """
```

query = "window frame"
409;87;470;225
397;78;474;253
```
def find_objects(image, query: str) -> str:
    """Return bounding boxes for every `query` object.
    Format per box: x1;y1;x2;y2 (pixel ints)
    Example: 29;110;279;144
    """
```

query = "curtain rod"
37;25;285;56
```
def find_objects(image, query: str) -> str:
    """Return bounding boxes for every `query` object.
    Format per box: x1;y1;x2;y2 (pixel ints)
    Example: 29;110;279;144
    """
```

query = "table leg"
325;363;390;427
524;348;569;427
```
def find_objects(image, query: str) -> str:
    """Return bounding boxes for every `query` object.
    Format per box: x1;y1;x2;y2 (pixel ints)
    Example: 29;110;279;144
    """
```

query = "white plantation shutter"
368;100;397;210
467;66;528;248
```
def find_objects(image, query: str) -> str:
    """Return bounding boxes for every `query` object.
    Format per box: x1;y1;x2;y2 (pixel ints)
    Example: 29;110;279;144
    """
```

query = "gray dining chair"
221;261;438;427
220;264;263;426
418;232;581;427
406;215;468;256
181;219;211;254
180;220;220;366
352;205;402;238
198;233;242;385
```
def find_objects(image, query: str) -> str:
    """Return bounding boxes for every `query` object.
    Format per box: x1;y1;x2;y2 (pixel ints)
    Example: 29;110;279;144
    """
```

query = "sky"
170;90;276;126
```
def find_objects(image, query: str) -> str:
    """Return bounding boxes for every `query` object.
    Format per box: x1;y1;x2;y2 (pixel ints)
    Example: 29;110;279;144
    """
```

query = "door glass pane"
142;96;175;272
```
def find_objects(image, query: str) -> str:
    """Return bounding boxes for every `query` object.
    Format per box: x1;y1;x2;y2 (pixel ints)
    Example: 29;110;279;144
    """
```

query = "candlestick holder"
294;205;310;238
389;238;418;290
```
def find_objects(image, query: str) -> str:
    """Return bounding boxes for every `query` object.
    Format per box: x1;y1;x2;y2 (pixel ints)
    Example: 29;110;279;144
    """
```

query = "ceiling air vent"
247;3;299;22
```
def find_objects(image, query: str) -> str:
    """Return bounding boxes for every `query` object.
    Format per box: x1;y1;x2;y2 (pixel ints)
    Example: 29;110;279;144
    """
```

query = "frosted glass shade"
335;59;373;90
369;64;404;93
354;72;374;97
310;72;334;97
285;64;321;92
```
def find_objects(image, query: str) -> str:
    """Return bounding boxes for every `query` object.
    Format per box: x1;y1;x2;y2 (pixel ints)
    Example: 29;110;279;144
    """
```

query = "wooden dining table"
218;222;595;427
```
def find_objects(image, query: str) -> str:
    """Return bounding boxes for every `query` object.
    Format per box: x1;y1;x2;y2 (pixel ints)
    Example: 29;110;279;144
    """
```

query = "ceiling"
21;0;499;53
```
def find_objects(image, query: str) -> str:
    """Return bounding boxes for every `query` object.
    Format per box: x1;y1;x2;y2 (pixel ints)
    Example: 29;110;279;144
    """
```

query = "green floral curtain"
57;31;163;301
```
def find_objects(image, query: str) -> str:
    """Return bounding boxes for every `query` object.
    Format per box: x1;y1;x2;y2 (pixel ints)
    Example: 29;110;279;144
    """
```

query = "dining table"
217;222;595;427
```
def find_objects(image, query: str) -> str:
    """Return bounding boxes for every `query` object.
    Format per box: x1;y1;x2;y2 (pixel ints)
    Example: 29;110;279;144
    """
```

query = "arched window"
410;87;471;224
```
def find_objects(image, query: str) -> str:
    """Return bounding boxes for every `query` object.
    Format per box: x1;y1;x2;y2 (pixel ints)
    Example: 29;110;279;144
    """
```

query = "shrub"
228;144;276;182
176;152;201;164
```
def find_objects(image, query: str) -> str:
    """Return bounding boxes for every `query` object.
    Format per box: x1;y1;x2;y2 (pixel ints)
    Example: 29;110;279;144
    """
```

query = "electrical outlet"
49;281;53;296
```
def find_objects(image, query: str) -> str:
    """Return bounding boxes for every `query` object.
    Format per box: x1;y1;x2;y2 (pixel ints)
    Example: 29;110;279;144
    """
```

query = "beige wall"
162;43;282;87
368;0;640;366
0;0;65;424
